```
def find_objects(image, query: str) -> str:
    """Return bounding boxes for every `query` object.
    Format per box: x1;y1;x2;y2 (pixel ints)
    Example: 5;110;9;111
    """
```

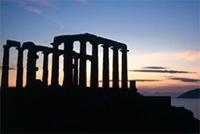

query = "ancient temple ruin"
2;34;199;133
1;33;128;89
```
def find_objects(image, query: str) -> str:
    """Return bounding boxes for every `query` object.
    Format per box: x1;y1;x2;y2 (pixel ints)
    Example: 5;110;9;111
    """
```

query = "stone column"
1;45;10;89
51;43;59;86
26;43;37;87
42;51;49;87
73;57;78;86
102;44;110;88
112;46;119;88
63;39;73;88
90;41;98;88
79;40;87;87
16;47;23;88
121;48;128;88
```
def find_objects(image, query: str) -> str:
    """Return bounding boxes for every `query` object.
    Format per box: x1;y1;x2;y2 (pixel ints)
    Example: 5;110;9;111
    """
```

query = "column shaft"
51;44;59;86
73;57;78;86
112;47;119;88
79;40;87;87
42;52;49;86
1;46;9;89
26;48;37;86
91;43;98;88
16;48;23;88
102;45;109;88
121;49;128;88
63;40;73;88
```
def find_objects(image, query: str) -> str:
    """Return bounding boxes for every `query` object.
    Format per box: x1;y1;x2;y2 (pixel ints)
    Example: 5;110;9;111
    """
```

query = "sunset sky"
0;0;199;96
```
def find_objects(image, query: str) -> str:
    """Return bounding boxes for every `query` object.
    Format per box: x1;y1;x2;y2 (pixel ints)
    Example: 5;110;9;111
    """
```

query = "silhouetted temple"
1;33;128;89
1;33;199;133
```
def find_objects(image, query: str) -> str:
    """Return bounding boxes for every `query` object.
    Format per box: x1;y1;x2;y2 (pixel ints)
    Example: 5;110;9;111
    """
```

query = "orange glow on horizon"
0;50;199;94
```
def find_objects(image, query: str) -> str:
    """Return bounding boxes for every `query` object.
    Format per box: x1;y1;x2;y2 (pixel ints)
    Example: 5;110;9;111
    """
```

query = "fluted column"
63;39;73;88
90;41;98;88
102;44;110;88
42;51;49;87
16;47;23;88
73;57;78;86
79;40;87;87
112;46;119;88
1;45;10;89
51;43;59;86
121;48;128;88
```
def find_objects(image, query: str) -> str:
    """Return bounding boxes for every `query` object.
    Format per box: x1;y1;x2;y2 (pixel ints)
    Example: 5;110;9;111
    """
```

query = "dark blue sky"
1;0;199;52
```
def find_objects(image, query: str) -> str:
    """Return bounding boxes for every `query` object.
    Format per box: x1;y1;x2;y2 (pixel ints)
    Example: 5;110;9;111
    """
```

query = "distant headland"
177;88;200;98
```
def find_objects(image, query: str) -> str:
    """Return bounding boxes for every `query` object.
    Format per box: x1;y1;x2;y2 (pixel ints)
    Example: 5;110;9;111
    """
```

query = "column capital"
22;42;35;50
101;44;111;48
42;50;47;55
6;40;21;48
60;38;74;45
51;42;59;48
16;47;23;50
79;39;87;45
3;45;9;49
86;55;93;61
120;48;129;53
72;51;79;58
111;45;120;50
53;35;73;46
89;40;99;46
42;50;50;55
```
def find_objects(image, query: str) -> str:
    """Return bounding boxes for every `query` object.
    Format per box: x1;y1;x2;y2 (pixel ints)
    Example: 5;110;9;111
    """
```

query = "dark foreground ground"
1;87;199;133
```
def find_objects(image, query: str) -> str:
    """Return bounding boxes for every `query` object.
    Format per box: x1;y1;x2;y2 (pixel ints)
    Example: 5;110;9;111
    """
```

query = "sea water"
171;98;200;120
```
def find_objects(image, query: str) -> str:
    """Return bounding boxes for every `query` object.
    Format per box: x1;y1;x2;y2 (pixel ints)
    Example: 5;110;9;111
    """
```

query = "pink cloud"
24;6;65;29
24;6;42;14
134;50;200;61
181;51;200;60
16;0;43;14
15;0;65;29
